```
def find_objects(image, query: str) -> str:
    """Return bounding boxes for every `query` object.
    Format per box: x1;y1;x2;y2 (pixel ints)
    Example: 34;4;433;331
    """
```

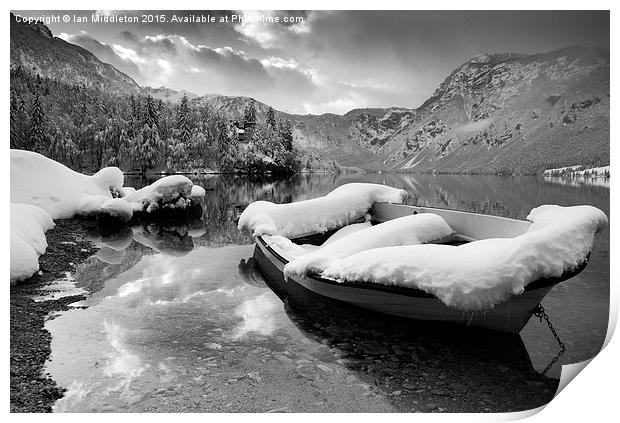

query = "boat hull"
255;237;561;334
252;203;590;334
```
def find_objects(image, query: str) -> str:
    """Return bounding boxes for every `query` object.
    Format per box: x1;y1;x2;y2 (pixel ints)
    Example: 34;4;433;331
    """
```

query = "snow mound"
264;222;374;259
284;214;454;278
321;222;373;246
11;150;123;219
319;205;607;311
122;187;137;196
11;203;55;255
190;185;206;199
92;167;125;196
10;203;55;283
238;183;408;238
125;175;194;213
264;235;316;258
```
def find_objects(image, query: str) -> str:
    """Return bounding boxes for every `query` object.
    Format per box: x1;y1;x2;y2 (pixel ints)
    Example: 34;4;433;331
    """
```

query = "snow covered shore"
10;204;55;283
11;150;124;219
543;165;610;178
10;150;207;282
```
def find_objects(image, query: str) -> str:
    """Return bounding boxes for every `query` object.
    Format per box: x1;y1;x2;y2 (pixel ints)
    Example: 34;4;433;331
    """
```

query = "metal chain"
533;304;566;375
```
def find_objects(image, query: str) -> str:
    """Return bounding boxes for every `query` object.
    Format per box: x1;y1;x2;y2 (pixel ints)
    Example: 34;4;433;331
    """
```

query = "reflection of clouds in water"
146;287;242;307
103;321;147;401
232;292;281;339
53;381;90;412
117;256;177;298
104;321;145;378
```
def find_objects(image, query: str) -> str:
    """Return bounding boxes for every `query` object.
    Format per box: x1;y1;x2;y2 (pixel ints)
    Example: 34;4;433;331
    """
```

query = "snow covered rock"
103;178;204;220
319;205;607;312
284;214;454;278
11;150;123;219
10;203;55;283
190;185;206;199
124;175;194;213
238;183;408;238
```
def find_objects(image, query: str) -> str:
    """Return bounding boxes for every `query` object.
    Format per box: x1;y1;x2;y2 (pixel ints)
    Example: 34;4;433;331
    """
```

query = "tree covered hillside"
10;66;300;175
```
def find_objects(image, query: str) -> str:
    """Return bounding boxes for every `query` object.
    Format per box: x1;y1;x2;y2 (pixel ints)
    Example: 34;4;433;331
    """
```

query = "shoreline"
121;170;611;178
10;219;99;412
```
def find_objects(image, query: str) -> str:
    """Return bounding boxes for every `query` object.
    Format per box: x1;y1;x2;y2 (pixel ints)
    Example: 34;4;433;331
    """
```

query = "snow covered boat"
239;183;607;334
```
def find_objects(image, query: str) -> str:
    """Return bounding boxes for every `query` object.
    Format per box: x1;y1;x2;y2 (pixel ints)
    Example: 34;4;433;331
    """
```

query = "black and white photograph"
8;4;613;416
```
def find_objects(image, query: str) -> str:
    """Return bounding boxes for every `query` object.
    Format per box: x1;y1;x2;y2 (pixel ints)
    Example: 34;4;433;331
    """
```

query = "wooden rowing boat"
252;203;589;333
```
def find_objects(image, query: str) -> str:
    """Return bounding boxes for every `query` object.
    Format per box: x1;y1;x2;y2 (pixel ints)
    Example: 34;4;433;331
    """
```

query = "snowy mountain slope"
10;13;140;94
380;47;610;174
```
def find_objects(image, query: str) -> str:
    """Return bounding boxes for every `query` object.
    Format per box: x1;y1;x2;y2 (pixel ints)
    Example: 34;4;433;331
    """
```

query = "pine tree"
133;124;164;174
177;94;191;144
266;106;277;131
216;118;234;171
132;95;163;173
29;92;47;153
243;99;257;126
144;95;159;129
10;92;21;148
279;119;293;151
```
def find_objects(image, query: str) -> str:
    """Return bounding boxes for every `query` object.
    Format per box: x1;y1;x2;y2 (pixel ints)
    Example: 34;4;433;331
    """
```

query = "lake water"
43;173;609;412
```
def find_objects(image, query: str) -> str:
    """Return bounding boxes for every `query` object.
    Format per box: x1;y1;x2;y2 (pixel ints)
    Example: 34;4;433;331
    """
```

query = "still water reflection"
44;173;609;412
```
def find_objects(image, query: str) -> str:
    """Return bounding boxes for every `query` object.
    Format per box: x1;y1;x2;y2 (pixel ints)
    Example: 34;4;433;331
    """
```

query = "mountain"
10;13;140;94
10;13;609;173
192;47;609;174
194;94;414;169
10;14;196;104
379;47;610;174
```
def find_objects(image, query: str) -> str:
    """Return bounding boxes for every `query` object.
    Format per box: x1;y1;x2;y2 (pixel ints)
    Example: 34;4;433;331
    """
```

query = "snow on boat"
239;183;607;333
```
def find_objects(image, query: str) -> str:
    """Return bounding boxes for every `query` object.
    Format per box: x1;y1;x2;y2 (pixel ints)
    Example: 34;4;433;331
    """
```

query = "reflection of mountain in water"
256;256;558;412
76;221;205;294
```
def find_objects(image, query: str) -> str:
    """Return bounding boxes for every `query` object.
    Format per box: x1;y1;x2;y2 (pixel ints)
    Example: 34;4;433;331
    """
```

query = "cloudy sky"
14;10;609;114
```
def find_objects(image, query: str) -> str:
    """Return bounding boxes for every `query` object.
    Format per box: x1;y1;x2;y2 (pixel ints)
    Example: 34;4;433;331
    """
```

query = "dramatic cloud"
60;29;319;112
58;31;143;81
19;10;609;114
